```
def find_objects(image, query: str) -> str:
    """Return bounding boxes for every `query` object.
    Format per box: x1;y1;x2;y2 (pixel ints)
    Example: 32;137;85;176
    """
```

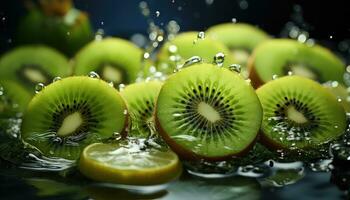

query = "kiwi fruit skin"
156;32;237;74
0;80;32;116
21;76;129;160
207;23;269;53
248;39;345;88
155;63;262;161
17;8;93;56
120;81;163;138
73;38;145;85
256;76;346;152
0;45;70;93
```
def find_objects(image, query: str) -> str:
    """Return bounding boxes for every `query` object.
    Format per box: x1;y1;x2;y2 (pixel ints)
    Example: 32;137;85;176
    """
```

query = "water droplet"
100;21;104;26
231;18;237;23
0;85;3;96
205;0;215;5
35;83;45;94
329;35;333;39
123;109;128;115
113;132;122;140
238;0;249;10
182;56;202;68
229;64;241;73
88;71;100;79
52;77;62;82
118;84;126;91
168;45;178;54
287;71;293;76
331;81;339;88
197;31;205;39
213;52;225;67
143;52;150;59
1;17;6;21
108;82;114;87
95;28;105;41
155;11;160;17
272;74;279;80
139;1;150;17
297;33;307;43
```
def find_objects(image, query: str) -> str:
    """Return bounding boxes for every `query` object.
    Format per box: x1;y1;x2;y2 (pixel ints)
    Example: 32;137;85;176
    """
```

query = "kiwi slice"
21;76;129;160
120;81;163;137
257;76;346;152
157;32;237;74
17;7;93;56
73;38;145;85
323;82;350;113
155;63;262;161
0;45;70;93
248;39;345;88
0;80;32;116
207;23;269;73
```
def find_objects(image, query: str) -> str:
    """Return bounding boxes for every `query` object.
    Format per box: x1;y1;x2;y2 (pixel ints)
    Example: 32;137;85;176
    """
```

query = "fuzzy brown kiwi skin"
247;55;264;89
154;107;259;161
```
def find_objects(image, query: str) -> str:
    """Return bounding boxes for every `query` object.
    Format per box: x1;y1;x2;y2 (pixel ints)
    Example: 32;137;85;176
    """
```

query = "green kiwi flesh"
155;63;262;160
249;39;345;86
0;80;31;116
120;81;163;137
73;38;144;85
257;76;346;151
21;76;129;160
17;8;93;56
207;23;269;69
0;45;70;93
157;32;237;74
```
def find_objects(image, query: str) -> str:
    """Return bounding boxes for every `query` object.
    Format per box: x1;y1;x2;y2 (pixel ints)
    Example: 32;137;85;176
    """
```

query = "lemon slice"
79;140;182;186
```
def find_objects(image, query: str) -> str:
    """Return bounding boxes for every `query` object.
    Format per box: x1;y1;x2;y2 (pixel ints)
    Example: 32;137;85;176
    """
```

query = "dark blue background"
0;0;349;54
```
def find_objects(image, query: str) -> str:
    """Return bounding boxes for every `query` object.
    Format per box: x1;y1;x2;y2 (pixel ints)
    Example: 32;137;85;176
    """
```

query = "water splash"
229;64;241;73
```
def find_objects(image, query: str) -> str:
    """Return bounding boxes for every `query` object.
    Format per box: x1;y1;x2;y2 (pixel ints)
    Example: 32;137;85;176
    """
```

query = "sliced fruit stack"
0;20;347;187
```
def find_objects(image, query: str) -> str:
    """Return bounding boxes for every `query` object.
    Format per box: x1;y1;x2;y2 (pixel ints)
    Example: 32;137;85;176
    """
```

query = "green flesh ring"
251;39;345;84
21;76;128;160
73;38;144;84
120;81;163;137
0;45;70;93
156;63;262;160
257;76;346;150
157;32;237;73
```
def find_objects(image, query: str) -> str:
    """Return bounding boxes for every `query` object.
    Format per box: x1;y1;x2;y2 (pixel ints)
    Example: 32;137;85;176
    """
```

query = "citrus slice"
79;140;182;185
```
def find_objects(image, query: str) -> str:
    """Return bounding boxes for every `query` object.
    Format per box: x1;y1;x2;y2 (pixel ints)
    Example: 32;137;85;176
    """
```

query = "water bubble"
229;64;241;73
182;56;202;69
205;0;215;5
108;82;114;87
123;109;128;115
1;17;6;21
168;45;178;54
197;31;205;40
232;18;237;23
118;84;126;91
52;77;62;82
139;1;150;17
155;11;160;17
88;71;100;79
143;52;150;59
272;74;279;80
130;33;147;47
35;83;45;94
0;85;3;96
113;132;122;140
213;52;225;67
238;0;249;10
95;28;105;41
287;71;293;76
329;35;333;39
297;33;307;43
